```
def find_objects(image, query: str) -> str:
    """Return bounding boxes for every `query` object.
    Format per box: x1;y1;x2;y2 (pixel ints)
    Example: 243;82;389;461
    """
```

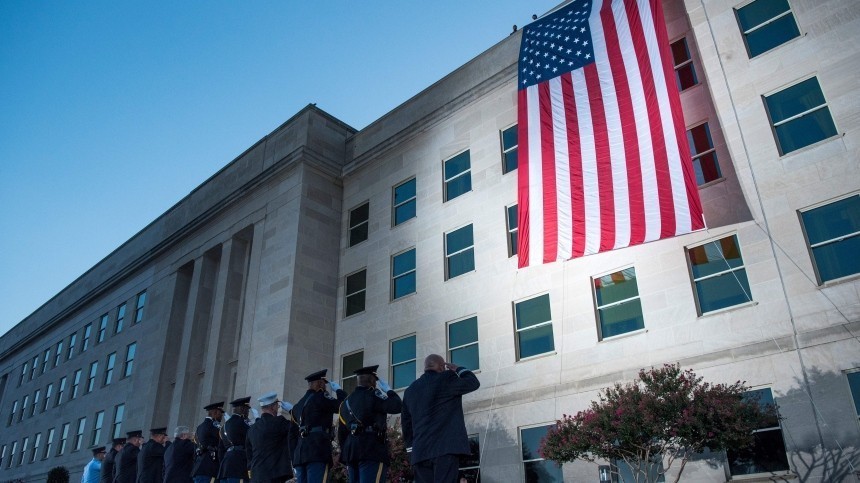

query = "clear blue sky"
0;1;560;337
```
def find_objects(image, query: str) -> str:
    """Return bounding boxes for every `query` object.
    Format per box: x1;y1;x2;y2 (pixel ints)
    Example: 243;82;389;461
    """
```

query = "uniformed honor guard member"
337;365;402;483
114;430;144;483
164;426;195;483
137;427;168;483
246;392;295;483
219;397;252;483
290;369;347;483
100;437;125;483
192;402;225;483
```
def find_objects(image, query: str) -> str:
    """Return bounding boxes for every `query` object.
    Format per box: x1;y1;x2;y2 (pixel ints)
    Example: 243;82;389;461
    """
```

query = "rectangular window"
134;290;147;323
67;333;77;360
123;342;136;378
30;355;39;381
43;383;53;412
97;313;109;343
391;248;417;300
727;388;789;475
735;0;800;58
6;441;15;469
671;37;698;91
56;376;67;406
506;205;518;257
112;404;125;439
30;432;40;463
18;437;27;466
42;348;51;374
54;341;63;367
848;371;860;422
501;125;519;174
521;425;563;482
687;123;721;185
391;335;417;390
444;150;472;202
764;77;837;155
92;410;104;447
44;427;55;459
687;234;753;315
514;294;555;360
19;395;28;423
393;178;417;226
81;323;92;352
86;361;98;393
445;224;475;280
7;400;17;427
459;434;481;481
799;194;860;284
341;351;364;395
74;417;86;451
0;444;5;469
31;389;40;417
345;269;367;317
104;352;117;386
348;202;370;247
448;316;479;371
71;369;82;400
594;267;645;340
115;303;126;334
58;422;70;456
19;361;28;386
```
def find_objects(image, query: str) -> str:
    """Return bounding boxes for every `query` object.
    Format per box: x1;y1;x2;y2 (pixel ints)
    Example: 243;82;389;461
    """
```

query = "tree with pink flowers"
539;364;774;483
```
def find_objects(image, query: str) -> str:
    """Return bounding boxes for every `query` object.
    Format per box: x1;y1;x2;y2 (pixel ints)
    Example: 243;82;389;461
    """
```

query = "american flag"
517;0;705;268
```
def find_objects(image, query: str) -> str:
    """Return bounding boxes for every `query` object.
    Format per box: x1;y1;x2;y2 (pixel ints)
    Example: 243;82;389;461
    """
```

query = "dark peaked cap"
230;396;251;407
305;369;327;381
150;427;167;435
91;446;106;455
203;401;225;411
111;437;127;446
354;365;380;376
126;430;143;438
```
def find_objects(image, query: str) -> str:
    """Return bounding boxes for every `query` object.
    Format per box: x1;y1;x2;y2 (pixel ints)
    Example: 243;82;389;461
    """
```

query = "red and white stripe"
517;0;705;268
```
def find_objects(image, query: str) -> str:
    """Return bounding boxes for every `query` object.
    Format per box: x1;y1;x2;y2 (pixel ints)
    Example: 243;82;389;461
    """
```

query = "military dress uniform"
219;397;252;483
100;438;125;483
337;365;402;483
114;430;144;483
290;369;347;483
192;402;224;483
246;392;295;483
137;428;167;483
164;435;195;483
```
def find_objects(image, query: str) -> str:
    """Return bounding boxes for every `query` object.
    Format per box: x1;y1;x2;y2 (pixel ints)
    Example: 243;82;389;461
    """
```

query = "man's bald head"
424;354;445;372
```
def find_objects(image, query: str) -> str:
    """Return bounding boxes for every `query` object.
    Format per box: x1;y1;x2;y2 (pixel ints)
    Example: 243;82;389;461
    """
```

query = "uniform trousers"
347;461;387;483
294;462;330;483
193;477;218;483
222;479;244;483
412;454;460;483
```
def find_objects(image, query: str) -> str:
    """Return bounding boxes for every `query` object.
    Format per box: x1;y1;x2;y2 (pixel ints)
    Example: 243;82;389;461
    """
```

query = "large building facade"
1;0;859;481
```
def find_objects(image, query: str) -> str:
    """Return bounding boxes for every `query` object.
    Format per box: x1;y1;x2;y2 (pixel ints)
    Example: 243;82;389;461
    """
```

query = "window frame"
112;403;125;439
390;334;417;390
115;302;126;334
134;290;147;323
6;441;15;469
41;347;51;375
592;266;646;341
86;360;98;394
686;121;722;186
458;433;481;481
43;427;55;460
506;204;518;258
348;201;370;247
513;293;555;361
443;149;472;202
123;342;137;378
340;350;364;395
71;369;82;400
734;0;801;58
58;422;70;456
447;316;480;371
31;389;40;417
54;341;63;368
846;369;860;425
391;247;417;301
104;352;117;386
392;177;417;227
727;387;790;476
763;76;838;156
74;416;86;452
81;323;92;352
798;193;860;285
685;234;754;316
56;376;67;406
30;432;41;463
444;223;476;280
92;410;105;447
520;423;563;482
43;383;53;412
670;37;698;91
18;436;27;466
501;124;519;174
97;313;109;343
67;332;77;360
344;268;367;317
30;354;39;381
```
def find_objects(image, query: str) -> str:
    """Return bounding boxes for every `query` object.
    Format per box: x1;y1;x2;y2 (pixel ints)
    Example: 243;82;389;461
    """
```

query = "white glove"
376;378;392;392
328;381;342;392
406;447;413;453
280;401;293;412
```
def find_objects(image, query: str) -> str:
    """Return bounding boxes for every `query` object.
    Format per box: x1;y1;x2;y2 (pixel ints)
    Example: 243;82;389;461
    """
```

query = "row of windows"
344;192;859;328
0;404;125;470
16;291;145;388
6;343;136;428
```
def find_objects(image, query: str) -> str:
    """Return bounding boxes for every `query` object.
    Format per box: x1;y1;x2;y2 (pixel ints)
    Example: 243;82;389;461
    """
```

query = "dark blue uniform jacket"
337;386;402;465
290;388;346;466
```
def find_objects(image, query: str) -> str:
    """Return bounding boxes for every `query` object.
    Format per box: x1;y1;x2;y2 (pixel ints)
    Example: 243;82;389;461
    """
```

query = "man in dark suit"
163;426;195;483
290;369;347;483
337;365;402;483
100;437;125;483
192;402;224;483
137;427;168;483
401;354;480;483
246;392;295;483
114;430;145;483
219;397;252;483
